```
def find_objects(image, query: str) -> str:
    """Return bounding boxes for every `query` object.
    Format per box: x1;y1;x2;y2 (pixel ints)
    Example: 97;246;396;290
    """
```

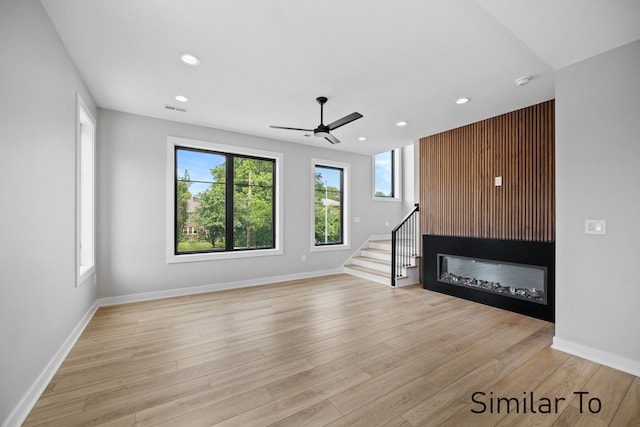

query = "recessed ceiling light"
358;136;367;141
395;121;408;127
175;95;189;102
180;53;200;66
515;76;532;86
456;97;470;105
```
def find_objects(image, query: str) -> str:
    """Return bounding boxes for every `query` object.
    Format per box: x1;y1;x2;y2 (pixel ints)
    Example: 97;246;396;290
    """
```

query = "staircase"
343;237;419;287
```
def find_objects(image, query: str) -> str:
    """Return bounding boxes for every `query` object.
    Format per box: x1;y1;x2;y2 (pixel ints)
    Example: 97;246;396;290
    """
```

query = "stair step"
368;240;392;251
369;240;417;252
353;256;390;266
343;236;421;287
345;263;409;278
344;264;390;278
352;255;391;274
362;247;391;255
360;248;391;262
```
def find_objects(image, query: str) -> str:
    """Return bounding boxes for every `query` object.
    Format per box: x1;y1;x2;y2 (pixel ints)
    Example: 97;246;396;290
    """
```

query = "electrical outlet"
301;254;307;262
495;176;503;187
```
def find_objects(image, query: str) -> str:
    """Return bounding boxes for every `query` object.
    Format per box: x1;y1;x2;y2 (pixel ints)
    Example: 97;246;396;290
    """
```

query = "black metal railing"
391;204;419;287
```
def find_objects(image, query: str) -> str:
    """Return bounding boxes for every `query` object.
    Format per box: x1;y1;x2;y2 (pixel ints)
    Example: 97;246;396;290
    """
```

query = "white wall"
554;40;640;375
0;0;98;425
96;110;406;299
402;143;416;208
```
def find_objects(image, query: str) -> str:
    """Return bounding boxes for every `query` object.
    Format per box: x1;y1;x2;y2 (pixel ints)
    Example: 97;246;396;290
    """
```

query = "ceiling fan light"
180;53;200;66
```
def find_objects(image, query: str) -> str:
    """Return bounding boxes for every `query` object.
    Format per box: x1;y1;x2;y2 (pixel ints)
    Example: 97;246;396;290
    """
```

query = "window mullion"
225;154;235;251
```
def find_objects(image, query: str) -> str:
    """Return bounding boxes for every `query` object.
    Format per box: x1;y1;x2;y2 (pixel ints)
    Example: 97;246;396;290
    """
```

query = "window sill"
167;247;283;264
311;243;350;253
372;196;402;202
77;266;95;287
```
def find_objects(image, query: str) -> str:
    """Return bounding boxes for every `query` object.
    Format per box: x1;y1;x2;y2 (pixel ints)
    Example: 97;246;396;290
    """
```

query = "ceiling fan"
270;96;363;144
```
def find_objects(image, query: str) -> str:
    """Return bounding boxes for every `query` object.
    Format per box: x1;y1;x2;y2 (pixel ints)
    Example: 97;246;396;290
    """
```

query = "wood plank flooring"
24;274;639;426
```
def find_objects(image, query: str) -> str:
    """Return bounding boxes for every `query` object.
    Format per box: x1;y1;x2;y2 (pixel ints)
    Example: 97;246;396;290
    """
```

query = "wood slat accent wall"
419;100;555;242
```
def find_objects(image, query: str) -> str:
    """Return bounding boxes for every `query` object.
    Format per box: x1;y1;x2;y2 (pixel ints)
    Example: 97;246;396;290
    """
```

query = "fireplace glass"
437;253;547;305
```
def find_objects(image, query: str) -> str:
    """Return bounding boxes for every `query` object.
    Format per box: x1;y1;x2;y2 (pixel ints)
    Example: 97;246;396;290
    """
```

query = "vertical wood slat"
419;100;555;242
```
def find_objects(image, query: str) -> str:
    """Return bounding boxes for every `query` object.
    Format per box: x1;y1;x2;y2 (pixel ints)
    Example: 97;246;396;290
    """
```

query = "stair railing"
391;204;419;287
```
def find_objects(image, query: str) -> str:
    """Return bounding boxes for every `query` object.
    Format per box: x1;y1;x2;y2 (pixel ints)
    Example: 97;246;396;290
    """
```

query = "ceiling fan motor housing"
314;124;331;138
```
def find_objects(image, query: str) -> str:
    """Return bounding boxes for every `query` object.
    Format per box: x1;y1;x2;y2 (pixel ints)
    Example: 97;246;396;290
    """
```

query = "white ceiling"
41;0;640;154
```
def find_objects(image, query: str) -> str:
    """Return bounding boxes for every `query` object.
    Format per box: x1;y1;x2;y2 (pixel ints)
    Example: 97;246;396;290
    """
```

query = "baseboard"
552;336;640;377
3;301;99;427
97;268;341;307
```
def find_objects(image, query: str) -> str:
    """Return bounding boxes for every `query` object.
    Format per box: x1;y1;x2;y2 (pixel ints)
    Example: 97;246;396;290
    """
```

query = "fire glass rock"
440;272;544;302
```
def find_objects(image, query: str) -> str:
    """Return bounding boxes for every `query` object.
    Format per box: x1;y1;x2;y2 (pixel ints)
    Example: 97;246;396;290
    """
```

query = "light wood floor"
24;274;639;426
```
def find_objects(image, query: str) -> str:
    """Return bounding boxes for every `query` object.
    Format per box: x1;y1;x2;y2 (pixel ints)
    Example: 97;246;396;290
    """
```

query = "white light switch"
585;219;606;235
495;176;502;187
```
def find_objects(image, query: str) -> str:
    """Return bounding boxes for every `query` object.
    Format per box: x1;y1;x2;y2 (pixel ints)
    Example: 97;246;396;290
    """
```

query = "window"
167;137;282;262
312;159;350;251
373;149;401;200
76;95;96;285
175;148;275;253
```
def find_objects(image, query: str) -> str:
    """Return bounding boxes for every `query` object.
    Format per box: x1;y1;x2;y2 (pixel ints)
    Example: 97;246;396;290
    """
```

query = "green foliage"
193;165;226;248
176;151;345;253
180;155;274;252
177;240;214;252
314;201;342;244
232;157;274;248
176;170;192;242
314;170;342;245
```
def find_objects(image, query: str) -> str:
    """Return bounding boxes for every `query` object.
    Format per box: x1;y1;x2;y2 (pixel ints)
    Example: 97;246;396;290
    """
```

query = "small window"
312;159;350;251
76;95;96;285
373;149;401;200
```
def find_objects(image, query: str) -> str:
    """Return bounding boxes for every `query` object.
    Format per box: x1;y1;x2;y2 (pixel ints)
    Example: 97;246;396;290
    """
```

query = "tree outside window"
314;165;343;245
175;147;275;254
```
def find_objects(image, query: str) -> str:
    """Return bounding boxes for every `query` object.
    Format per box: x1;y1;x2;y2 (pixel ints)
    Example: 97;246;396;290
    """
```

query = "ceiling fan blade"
270;125;313;132
327;112;363;130
324;134;341;144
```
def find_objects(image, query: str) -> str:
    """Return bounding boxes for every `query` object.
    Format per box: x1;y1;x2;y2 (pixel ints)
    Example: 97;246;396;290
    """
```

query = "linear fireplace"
438;255;547;304
423;235;555;322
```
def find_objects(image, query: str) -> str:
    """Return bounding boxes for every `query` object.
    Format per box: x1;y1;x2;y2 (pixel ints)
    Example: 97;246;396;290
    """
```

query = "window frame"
166;136;283;263
310;158;350;252
372;148;402;202
76;94;96;286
